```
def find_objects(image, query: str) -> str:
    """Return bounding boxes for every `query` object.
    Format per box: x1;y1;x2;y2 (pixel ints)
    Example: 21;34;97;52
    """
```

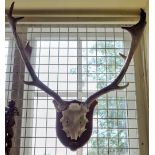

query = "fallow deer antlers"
7;2;146;111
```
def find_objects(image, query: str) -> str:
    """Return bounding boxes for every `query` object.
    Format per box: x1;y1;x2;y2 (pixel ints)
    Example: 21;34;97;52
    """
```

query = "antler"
7;2;68;111
84;9;146;107
7;2;146;111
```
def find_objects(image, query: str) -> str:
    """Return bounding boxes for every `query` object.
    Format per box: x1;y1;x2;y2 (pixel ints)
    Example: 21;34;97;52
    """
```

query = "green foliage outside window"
85;41;129;155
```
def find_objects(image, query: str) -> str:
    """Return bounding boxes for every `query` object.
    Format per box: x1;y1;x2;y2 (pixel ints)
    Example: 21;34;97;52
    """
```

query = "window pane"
5;25;139;155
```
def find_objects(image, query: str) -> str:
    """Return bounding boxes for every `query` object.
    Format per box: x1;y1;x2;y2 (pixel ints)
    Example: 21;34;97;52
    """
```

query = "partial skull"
60;103;89;140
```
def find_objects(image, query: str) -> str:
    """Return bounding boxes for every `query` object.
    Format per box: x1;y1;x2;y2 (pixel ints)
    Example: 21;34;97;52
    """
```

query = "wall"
6;0;148;10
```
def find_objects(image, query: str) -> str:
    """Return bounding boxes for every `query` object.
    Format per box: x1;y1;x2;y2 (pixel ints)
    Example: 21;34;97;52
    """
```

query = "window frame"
5;23;148;155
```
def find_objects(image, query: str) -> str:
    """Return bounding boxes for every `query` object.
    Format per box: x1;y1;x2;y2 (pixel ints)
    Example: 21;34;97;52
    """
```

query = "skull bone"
60;103;89;140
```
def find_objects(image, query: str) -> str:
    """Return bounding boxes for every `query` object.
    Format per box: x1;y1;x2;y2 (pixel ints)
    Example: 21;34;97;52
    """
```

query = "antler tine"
119;53;127;60
7;2;24;32
85;9;146;107
7;2;67;111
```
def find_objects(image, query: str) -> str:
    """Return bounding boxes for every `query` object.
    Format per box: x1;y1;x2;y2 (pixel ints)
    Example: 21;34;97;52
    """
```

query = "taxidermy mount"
7;2;146;151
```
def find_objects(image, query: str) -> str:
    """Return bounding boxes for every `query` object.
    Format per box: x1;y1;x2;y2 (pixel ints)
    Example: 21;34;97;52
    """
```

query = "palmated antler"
84;9;146;107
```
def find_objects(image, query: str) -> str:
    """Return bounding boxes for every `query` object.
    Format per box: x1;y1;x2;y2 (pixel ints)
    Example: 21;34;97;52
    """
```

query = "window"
5;24;140;155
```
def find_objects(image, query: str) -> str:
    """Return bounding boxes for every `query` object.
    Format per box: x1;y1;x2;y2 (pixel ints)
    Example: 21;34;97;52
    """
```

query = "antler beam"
7;2;67;111
84;9;146;107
